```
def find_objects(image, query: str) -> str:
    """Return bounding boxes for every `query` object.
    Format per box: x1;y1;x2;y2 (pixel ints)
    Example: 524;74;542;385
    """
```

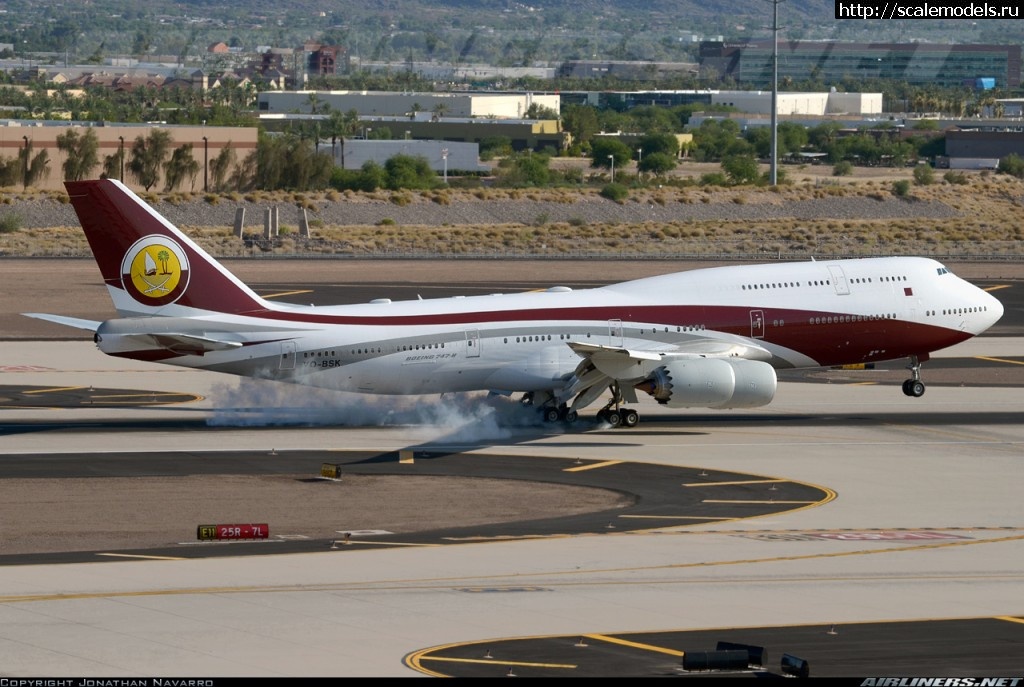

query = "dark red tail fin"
65;180;269;316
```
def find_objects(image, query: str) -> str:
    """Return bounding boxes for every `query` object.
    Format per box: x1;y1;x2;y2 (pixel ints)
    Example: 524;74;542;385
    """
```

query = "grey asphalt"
0;269;1021;678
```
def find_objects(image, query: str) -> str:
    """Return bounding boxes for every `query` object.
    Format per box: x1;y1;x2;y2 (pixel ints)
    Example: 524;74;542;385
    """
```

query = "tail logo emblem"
121;235;190;306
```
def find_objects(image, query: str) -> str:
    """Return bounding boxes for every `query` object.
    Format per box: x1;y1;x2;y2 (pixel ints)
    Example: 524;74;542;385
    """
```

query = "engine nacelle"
636;358;777;409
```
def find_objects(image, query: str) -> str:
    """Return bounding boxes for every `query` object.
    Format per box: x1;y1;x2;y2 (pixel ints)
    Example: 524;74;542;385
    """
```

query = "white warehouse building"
711;90;883;115
258;91;561;119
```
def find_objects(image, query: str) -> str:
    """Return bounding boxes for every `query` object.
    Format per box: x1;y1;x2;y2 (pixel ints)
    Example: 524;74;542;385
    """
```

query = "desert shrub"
912;165;935;185
833;160;853;176
943;170;969;185
599;183;629;203
997;153;1024;178
0;213;21;233
892;179;911;197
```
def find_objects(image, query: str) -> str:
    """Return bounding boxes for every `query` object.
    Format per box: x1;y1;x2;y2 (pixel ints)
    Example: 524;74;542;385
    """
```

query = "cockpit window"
936;267;950;276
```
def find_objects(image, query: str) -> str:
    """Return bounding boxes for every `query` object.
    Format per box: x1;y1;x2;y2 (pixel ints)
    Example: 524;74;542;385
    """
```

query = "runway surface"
0;269;1022;677
1;336;1022;677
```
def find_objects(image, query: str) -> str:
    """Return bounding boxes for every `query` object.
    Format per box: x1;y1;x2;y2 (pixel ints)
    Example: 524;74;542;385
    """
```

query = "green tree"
208;144;236;193
589;137;632;170
721;154;761;186
56;128;100;181
127;129;172;191
637;132;680;159
691;119;751;162
561;104;600;150
385;154;438;190
163;144;200;192
638;151;677;176
524;103;559;120
496;152;550;187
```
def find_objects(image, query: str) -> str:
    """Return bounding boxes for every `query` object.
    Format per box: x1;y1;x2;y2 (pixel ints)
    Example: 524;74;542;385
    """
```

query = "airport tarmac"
0;336;1022;677
0;267;1021;677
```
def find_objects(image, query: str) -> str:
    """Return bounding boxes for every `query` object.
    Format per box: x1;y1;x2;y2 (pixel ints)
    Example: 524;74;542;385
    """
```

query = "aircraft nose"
987;286;1003;325
979;287;1004;332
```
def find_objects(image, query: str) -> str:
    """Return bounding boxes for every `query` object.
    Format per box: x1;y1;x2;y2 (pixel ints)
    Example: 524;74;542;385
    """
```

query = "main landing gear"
595;381;640;428
902;354;926;398
596;405;639;428
528;382;641;429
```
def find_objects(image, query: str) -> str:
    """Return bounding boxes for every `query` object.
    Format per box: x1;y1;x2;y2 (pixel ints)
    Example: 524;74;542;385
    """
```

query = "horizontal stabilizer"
22;313;102;332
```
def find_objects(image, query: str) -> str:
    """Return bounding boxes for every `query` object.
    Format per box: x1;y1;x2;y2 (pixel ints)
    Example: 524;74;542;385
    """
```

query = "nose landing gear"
902;354;927;397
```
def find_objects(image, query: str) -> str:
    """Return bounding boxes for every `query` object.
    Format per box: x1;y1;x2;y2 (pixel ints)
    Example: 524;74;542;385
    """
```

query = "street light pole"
608;154;614;183
21;136;28;189
769;0;783;187
118;136;125;182
202;136;208;192
441;148;449;184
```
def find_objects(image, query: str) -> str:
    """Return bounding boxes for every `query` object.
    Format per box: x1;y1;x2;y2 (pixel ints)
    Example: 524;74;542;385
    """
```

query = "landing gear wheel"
543;407;561;423
621;409;640;427
563;409;578;424
902;379;925;397
903;355;927;398
604;410;622;427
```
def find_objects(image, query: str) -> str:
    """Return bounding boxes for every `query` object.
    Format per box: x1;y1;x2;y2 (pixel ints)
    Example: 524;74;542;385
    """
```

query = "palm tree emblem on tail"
121;236;190;305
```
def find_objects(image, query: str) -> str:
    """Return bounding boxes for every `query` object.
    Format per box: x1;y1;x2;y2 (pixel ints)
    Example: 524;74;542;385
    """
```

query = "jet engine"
635;358;777;409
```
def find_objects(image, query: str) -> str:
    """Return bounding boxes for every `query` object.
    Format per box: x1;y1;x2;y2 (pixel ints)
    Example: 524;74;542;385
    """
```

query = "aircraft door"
608;319;624;346
750;310;765;339
827;264;851;295
465;329;480;358
279;341;296;370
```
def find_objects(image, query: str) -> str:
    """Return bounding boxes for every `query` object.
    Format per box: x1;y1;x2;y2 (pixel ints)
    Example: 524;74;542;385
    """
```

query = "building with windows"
700;41;1021;89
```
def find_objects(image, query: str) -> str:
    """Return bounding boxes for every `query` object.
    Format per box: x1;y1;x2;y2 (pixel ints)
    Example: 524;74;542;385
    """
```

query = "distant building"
304;43;346;76
562;89;882;116
338;139;486;173
556;60;698;82
700;40;1021;89
207;42;229;54
257;90;560;119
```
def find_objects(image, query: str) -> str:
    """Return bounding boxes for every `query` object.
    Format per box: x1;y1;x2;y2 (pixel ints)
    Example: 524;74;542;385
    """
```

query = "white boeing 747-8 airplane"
26;179;1004;428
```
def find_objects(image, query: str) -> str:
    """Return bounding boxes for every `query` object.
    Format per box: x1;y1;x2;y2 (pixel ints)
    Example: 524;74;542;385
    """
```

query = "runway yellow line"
260;289;314;299
620;515;737;520
420;656;577;669
564;460;622;472
703;499;818;505
983;285;1010;292
976;356;1024;366
96;553;185;560
995;615;1024;625
333;540;443;548
582;633;684;657
91;393;194;398
22;385;86;395
682;479;786;487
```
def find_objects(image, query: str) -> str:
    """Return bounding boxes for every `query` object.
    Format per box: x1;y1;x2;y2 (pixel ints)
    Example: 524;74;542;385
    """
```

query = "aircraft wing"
568;336;772;371
564;335;774;410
